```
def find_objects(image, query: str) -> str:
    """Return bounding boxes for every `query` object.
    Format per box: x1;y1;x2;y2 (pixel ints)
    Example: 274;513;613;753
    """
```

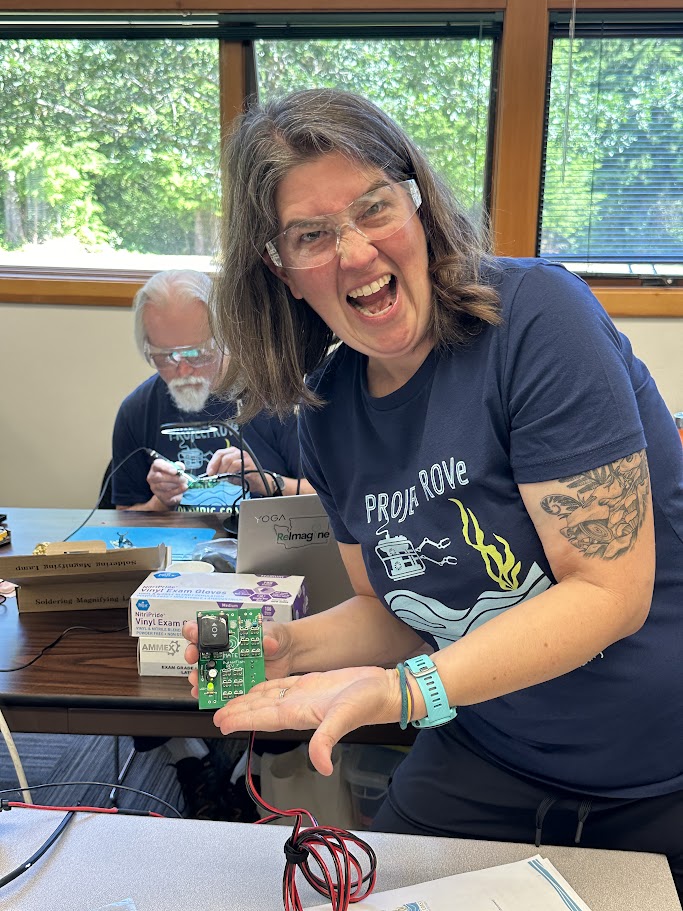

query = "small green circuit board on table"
196;608;265;711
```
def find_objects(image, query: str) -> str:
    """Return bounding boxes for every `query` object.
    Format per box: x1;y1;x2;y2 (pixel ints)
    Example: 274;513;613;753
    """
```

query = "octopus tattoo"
540;451;650;559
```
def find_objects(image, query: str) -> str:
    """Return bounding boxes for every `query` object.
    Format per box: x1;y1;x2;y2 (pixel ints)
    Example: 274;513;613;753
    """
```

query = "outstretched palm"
213;666;399;775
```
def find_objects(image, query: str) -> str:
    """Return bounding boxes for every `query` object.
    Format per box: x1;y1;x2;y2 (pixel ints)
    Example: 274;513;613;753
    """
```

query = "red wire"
242;732;377;911
9;802;164;817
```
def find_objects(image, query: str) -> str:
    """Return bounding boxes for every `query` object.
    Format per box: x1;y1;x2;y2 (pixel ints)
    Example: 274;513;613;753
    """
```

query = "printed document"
306;855;592;911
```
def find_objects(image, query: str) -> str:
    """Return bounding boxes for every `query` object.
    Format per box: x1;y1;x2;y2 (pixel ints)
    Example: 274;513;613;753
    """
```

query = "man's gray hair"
132;269;213;356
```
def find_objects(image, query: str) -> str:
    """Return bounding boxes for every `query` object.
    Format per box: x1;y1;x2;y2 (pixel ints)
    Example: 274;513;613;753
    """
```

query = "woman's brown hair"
211;89;500;421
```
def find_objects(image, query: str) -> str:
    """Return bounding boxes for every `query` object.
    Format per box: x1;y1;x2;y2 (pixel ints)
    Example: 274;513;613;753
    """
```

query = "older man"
112;269;312;510
111;269;311;820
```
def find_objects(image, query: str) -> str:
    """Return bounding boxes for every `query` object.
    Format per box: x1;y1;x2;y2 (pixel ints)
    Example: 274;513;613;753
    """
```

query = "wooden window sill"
1;273;681;317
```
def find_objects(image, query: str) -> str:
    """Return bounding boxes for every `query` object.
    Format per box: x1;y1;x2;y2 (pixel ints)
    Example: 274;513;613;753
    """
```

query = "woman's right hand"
182;620;296;695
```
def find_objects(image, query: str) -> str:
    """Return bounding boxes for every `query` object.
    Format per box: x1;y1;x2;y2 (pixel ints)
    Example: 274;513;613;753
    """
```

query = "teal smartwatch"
404;654;457;729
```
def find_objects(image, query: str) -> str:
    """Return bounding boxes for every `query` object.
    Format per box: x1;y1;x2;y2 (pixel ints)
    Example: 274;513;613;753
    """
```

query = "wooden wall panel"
489;0;548;257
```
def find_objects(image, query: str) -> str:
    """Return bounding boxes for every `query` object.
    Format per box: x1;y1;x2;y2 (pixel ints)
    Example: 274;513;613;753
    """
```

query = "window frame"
0;0;681;318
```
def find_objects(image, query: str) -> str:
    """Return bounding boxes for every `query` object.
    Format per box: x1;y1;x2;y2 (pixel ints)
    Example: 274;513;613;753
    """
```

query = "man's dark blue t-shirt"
300;259;683;803
112;374;301;509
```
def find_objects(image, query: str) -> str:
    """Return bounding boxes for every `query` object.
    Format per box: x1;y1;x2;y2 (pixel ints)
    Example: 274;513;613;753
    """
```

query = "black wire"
0;625;127;673
241;732;377;911
0;809;75;889
63;446;151;541
197;470;283;500
295;405;303;496
0;781;182;818
237;423;248;500
216;419;272;499
240;470;284;497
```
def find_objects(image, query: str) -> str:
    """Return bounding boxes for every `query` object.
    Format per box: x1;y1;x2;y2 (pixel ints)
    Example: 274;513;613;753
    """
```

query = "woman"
184;90;682;893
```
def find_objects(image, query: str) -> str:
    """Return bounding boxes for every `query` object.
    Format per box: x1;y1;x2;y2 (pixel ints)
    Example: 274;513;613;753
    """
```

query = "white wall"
0;303;152;508
0;303;681;509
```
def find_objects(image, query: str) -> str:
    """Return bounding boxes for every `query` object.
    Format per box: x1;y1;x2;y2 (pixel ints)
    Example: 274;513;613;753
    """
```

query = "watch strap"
404;654;457;729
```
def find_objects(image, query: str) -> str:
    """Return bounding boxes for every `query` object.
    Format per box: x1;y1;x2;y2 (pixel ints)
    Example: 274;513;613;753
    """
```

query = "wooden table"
0;507;227;738
0;507;414;745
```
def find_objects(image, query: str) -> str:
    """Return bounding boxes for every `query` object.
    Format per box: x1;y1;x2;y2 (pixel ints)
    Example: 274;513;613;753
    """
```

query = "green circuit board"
187;475;224;489
196;608;265;711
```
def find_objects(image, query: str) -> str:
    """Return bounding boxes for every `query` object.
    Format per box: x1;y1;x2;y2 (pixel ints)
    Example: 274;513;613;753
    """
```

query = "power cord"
2;801;164;817
243;732;377;911
0;781;182;818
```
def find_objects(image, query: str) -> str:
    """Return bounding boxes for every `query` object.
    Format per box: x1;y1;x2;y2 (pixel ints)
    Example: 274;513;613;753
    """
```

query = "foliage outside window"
255;38;494;222
0;38;220;271
540;34;683;277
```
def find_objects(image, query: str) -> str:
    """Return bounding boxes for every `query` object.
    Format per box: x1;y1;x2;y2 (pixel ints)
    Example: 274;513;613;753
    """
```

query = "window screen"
539;23;683;277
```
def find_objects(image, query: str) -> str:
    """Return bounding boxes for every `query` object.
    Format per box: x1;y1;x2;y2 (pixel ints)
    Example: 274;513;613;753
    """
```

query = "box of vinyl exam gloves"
130;570;308;640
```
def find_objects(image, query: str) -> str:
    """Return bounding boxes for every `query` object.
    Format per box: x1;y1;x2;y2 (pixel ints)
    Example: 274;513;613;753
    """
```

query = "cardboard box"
0;545;169;613
130;571;308;638
137;636;196;677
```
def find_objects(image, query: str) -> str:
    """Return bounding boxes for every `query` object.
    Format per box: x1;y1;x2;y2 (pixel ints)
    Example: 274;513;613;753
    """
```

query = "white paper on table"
305;855;593;911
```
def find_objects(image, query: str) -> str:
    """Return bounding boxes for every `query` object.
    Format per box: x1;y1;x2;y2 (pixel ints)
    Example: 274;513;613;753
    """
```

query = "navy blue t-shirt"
112;374;301;509
300;259;683;801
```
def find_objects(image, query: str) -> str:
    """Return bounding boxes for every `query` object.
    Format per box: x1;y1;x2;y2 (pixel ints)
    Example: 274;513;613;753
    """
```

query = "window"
255;33;496;221
539;18;683;279
0;37;220;272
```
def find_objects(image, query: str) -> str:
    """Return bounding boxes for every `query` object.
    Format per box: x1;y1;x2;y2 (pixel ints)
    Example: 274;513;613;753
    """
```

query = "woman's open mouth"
347;274;396;317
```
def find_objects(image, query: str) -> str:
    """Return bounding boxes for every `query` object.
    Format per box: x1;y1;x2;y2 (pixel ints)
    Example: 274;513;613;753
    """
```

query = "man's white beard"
167;376;212;413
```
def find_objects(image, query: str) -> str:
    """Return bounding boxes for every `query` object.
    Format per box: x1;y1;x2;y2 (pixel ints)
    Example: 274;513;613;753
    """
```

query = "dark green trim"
0;11;502;41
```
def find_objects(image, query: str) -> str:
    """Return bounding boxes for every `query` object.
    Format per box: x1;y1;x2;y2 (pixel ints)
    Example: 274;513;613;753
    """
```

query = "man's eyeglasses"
143;339;219;370
265;178;421;271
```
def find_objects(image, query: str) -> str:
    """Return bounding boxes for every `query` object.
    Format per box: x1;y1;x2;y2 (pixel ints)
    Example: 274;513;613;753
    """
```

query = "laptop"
236;493;355;613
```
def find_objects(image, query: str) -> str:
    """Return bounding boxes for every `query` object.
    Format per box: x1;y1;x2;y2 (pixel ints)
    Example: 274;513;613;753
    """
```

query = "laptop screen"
236;494;355;614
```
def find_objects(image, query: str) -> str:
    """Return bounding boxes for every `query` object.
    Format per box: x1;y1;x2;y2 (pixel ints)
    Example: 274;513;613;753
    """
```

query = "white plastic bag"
259;744;356;829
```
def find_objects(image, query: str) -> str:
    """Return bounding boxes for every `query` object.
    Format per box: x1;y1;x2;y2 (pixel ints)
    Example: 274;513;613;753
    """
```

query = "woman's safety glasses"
265;179;421;270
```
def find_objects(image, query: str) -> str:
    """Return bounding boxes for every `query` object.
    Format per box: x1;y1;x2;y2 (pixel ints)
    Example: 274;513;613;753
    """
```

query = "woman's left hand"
212;666;401;776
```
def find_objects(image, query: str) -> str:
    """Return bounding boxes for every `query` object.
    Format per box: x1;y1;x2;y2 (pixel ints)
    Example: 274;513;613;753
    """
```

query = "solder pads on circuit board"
197;608;265;710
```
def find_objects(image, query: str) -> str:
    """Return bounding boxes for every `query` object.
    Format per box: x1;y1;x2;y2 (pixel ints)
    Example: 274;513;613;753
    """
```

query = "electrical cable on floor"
0;781;182;818
0;706;31;804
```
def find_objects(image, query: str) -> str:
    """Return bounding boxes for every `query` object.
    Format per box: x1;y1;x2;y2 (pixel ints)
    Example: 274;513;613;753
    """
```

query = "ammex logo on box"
140;640;182;656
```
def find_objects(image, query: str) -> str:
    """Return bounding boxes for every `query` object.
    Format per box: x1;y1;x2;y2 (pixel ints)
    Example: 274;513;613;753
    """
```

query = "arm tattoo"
540;450;650;560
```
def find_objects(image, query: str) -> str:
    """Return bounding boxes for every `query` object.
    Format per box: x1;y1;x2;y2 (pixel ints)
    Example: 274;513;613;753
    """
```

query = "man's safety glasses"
265;179;421;270
143;339;219;370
